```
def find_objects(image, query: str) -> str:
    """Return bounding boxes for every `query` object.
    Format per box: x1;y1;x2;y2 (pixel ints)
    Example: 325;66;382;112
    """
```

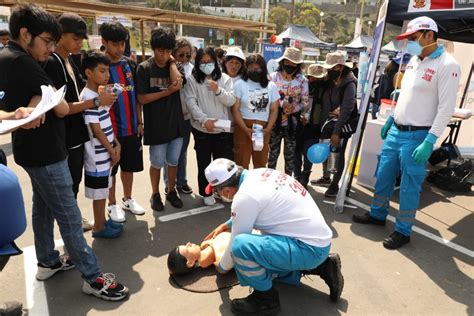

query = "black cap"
57;13;88;39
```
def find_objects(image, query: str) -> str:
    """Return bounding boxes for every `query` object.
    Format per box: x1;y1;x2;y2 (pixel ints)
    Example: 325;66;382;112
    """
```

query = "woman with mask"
222;46;246;85
293;64;328;188
310;52;357;198
268;47;309;176
232;54;280;169
184;46;236;206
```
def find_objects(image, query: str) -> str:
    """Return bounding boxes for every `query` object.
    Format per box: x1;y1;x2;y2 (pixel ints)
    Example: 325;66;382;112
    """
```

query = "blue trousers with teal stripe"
370;125;428;236
231;234;330;291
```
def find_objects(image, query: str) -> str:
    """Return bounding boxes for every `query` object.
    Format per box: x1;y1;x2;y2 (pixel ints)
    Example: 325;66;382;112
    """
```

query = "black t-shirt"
0;42;67;167
136;57;184;145
43;53;88;148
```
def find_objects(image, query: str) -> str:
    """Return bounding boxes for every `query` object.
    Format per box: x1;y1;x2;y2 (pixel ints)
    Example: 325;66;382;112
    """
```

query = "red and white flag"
408;0;454;12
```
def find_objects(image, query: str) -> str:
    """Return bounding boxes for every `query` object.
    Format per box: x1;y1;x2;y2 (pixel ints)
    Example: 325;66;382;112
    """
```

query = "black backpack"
427;159;473;193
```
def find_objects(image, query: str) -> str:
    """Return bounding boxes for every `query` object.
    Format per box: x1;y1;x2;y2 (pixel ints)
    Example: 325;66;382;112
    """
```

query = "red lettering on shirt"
422;68;436;82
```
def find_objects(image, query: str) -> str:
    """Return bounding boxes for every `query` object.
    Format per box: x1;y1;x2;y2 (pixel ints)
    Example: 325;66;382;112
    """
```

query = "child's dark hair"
99;21;129;42
0;29;10;37
9;4;61;42
82;50;110;72
245;54;269;87
150;27;175;50
167;247;195;275
192;46;222;84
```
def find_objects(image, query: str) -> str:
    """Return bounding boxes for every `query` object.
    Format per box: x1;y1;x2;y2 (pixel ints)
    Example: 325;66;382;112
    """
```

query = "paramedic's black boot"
302;253;344;302
300;171;311;189
231;286;280;315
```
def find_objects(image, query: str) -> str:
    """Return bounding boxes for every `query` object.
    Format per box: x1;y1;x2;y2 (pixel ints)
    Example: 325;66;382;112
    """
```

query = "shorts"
84;169;111;200
111;135;144;176
149;137;183;169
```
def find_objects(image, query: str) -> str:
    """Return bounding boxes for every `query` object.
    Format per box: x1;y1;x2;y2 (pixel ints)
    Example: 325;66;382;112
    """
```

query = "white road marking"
311;185;473;258
323;200;358;209
158;204;226;222
23;239;63;316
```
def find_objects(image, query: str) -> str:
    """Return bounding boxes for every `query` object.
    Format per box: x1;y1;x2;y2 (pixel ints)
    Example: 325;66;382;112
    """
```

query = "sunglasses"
178;53;192;59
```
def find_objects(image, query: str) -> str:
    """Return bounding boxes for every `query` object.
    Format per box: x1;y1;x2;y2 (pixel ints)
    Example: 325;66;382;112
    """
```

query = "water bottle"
327;145;340;174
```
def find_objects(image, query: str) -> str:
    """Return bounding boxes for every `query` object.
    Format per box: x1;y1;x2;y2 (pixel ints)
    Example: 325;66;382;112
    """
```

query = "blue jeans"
370;125;428;236
23;159;101;283
149;137;183;169
164;119;191;187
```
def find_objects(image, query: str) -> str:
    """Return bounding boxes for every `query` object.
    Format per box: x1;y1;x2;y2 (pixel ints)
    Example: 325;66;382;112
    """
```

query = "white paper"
0;85;66;134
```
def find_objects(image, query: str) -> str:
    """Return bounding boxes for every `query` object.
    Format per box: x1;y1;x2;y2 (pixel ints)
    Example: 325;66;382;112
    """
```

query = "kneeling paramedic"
353;16;461;249
204;158;344;315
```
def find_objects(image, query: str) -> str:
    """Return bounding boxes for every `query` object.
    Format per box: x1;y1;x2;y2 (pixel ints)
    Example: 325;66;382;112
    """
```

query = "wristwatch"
93;97;100;108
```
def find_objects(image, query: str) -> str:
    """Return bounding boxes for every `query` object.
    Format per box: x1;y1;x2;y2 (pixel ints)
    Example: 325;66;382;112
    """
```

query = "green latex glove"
412;133;437;164
380;116;394;140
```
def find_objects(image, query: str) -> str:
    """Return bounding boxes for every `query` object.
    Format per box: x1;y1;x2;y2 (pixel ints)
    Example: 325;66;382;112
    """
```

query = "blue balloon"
307;143;330;164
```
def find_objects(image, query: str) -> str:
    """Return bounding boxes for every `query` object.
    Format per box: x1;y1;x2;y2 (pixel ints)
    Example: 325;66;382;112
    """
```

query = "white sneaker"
121;198;145;215
203;196;216;206
82;217;93;232
107;204;126;223
36;255;75;281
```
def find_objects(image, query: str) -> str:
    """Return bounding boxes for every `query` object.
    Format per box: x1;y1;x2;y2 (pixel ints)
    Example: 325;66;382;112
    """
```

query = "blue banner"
262;44;284;63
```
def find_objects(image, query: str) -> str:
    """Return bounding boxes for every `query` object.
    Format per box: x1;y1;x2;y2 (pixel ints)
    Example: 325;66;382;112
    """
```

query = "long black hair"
192;46;222;84
245;54;269;88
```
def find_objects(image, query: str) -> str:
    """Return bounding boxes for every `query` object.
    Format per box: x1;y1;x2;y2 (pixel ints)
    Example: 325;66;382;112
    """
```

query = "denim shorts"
149;137;183;169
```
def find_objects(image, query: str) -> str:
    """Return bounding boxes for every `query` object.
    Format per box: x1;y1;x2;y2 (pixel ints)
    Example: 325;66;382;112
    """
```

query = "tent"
278;24;336;49
381;40;403;55
344;35;374;52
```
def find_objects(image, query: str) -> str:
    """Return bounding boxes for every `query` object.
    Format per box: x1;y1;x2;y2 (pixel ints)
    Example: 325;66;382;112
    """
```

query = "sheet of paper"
0;85;66;134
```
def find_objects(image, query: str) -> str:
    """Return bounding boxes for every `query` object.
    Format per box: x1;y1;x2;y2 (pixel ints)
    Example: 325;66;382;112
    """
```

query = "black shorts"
112;135;144;176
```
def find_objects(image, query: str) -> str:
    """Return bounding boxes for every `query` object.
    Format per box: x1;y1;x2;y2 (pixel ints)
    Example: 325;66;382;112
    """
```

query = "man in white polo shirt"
203;158;343;315
353;16;461;249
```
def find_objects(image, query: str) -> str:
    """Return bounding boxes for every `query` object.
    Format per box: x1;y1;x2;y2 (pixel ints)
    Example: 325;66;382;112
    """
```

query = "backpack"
427;159;473;193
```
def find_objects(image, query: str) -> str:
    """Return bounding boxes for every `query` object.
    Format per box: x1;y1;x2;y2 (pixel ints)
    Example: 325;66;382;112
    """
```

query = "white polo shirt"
394;46;461;137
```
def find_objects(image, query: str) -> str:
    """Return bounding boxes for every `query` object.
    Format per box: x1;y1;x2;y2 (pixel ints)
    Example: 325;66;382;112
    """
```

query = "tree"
269;7;290;34
293;3;321;36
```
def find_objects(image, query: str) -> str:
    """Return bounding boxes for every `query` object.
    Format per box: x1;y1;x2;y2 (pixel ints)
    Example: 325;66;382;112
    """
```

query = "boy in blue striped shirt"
81;51;123;239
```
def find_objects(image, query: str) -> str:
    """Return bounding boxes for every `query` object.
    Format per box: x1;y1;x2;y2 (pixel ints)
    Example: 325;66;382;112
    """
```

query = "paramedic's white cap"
396;16;438;40
205;158;238;194
225;46;245;61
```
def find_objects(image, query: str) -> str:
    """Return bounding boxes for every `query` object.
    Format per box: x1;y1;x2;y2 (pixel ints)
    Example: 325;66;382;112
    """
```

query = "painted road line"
312;185;474;258
158;204;226;222
24;239;64;316
323;200;358;209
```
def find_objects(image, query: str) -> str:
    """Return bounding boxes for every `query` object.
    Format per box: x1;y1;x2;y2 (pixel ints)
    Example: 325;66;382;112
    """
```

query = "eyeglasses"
37;35;56;49
178;53;192;59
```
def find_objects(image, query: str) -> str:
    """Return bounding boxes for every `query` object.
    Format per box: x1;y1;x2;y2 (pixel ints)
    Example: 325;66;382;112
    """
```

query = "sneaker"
0;301;23;316
92;225;122;239
203;195;216;206
231;287;281;315
82;217;93;232
106;218;124;230
121;198;145;216
352;211;386;226
383;231;410;250
36;255;75;281
166;190;183;208
107;204;126;223
310;176;332;187
82;273;129;301
324;185;339;198
150;193;164;212
177;184;193;194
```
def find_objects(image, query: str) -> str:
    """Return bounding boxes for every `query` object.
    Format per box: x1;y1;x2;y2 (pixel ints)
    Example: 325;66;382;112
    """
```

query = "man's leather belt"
394;122;431;132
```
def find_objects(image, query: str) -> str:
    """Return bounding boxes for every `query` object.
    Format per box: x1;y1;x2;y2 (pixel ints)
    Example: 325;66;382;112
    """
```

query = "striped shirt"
108;58;138;137
81;87;114;173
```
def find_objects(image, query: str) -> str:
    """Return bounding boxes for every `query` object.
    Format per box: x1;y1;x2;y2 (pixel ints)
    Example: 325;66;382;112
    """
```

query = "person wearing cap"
294;64;328;188
232;53;280;170
44;13;117;232
353;16;461;249
203;158;344;314
310;52;358;198
268;47;309;176
222;46;246;85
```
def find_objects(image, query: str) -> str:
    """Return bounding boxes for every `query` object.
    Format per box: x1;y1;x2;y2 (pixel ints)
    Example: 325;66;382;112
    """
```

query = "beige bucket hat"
280;47;304;64
321;51;353;69
307;64;327;79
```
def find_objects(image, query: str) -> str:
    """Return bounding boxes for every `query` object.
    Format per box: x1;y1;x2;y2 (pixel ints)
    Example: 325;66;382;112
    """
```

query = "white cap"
204;158;238;194
225;46;245;61
396;16;438;40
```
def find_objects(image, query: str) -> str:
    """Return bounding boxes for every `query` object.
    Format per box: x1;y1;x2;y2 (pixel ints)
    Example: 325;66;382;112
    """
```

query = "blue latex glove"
380;116;394;140
412;133;437;164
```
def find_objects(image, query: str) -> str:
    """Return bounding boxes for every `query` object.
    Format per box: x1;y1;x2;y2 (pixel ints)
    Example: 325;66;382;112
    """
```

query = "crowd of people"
0;2;460;313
